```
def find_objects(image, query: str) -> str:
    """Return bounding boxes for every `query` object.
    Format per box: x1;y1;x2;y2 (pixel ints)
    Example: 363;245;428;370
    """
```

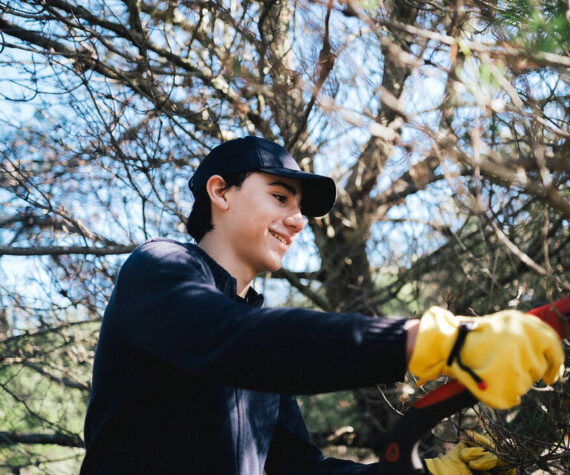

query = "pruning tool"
378;297;570;474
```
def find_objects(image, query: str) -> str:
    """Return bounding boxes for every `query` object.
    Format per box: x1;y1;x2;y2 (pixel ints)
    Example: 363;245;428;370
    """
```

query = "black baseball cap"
189;136;336;217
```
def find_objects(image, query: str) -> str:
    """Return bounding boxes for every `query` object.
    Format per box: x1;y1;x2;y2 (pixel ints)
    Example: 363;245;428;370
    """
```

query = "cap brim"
260;167;336;217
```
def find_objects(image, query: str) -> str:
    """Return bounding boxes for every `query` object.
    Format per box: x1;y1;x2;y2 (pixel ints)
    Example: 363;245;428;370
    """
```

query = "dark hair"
186;171;252;243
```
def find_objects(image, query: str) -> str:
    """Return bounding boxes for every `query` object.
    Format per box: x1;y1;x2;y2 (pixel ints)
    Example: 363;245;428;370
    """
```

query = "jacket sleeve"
265;395;379;474
113;240;408;394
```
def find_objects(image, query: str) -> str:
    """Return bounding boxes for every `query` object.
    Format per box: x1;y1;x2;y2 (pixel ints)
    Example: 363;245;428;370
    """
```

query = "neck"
198;234;253;297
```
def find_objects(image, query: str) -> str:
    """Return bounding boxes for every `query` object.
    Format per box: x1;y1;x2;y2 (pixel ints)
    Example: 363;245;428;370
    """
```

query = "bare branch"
0;245;137;256
0;431;83;448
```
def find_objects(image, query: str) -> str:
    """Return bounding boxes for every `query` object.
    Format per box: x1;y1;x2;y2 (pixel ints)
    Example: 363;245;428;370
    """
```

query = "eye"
273;194;287;203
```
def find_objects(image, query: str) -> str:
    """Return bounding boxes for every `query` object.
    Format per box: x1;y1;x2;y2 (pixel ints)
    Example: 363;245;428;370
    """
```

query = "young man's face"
221;172;305;277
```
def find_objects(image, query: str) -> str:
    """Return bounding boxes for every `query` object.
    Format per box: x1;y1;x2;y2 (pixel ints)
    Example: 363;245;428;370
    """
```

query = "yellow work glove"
425;432;516;475
409;307;564;409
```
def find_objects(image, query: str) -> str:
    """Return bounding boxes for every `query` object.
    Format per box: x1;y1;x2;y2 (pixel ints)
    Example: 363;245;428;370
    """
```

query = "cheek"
231;201;270;237
243;198;275;224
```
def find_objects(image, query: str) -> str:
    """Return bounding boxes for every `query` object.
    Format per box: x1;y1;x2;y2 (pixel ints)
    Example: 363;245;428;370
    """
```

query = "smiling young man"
81;136;563;474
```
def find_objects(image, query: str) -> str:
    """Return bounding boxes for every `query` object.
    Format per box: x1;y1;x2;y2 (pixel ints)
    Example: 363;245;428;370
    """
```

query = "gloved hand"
409;307;564;409
425;432;516;474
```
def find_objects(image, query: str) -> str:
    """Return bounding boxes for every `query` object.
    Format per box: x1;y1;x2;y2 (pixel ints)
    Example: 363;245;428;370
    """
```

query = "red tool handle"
378;297;569;474
526;297;570;339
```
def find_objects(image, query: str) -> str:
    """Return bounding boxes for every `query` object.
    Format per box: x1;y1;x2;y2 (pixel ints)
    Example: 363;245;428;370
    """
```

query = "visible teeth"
270;231;285;244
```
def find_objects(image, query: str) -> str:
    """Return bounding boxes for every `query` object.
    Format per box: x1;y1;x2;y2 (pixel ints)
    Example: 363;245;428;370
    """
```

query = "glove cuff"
447;322;487;390
409;307;461;384
424;457;438;474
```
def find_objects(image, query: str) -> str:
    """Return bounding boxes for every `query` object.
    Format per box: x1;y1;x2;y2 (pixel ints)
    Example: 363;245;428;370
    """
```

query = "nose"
284;207;306;234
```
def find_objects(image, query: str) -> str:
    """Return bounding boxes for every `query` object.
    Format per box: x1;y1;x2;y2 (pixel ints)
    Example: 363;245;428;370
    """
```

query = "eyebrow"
268;180;298;196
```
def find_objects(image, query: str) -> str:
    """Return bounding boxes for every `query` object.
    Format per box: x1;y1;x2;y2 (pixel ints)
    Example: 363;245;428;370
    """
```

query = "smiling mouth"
269;230;288;246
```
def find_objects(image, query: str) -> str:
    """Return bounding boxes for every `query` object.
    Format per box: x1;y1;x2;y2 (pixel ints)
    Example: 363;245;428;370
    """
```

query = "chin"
264;257;283;273
266;262;282;273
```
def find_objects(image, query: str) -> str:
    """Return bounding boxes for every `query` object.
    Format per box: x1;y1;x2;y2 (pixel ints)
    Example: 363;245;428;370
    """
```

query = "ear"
206;175;231;212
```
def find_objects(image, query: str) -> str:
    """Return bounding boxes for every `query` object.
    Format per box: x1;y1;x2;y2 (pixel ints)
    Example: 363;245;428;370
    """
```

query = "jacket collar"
190;244;265;308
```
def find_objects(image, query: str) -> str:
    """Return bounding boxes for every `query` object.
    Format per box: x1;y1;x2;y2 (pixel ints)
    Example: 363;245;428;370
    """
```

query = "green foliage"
298;391;377;462
0;365;86;473
0;323;95;473
497;0;570;53
298;392;361;434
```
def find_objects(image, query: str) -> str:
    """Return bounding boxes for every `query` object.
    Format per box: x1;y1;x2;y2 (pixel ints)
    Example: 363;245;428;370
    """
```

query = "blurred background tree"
0;0;568;473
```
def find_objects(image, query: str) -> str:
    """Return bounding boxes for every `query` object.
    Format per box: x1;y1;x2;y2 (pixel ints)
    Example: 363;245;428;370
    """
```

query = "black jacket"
81;239;408;474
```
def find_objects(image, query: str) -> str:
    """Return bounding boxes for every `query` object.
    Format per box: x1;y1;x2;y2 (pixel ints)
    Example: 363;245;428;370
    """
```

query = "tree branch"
0;431;83;448
377;17;570;69
270;267;332;311
0;245;136;256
